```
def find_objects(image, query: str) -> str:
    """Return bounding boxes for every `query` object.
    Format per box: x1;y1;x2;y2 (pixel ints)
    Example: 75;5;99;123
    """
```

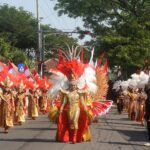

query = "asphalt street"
0;106;149;150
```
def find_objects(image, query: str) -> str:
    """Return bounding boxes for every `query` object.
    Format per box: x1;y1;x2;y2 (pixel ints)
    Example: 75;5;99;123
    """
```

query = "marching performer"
128;88;137;120
28;89;39;120
48;46;112;143
0;77;15;133
58;74;90;143
14;83;26;125
40;90;49;114
136;88;147;125
116;86;124;114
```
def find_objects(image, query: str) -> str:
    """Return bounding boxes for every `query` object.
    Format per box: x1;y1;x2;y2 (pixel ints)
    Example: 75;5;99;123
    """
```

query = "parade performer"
28;89;39;120
58;74;90;143
127;88;138;120
116;86;124;114
35;76;52;114
39;90;49;114
136;88;146;125
113;80;129;113
14;82;26;125
117;91;124;114
48;46;112;144
0;77;14;133
123;90;129;113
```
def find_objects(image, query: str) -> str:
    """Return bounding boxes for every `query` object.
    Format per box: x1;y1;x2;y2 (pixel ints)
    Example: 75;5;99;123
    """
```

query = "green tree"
0;5;38;49
0;4;78;62
0;37;30;65
55;0;150;77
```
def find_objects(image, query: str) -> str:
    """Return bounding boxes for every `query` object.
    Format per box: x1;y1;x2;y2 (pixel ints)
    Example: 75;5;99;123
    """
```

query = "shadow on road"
15;127;57;131
106;121;145;127
96;126;147;142
0;138;57;143
99;141;144;147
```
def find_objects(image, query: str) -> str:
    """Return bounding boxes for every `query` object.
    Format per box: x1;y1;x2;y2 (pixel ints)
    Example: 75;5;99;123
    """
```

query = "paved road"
0;106;149;150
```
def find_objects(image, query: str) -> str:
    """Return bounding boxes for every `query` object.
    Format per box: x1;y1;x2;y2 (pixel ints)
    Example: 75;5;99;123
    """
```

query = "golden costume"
15;92;26;124
0;90;14;132
123;92;129;113
51;88;92;144
128;90;137;120
40;91;48;114
136;91;146;124
28;91;39;119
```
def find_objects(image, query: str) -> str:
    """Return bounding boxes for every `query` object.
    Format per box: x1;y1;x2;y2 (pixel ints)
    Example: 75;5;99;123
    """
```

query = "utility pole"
36;0;43;77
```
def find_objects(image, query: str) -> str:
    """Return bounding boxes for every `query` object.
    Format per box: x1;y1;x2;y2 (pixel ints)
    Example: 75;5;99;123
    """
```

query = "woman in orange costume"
48;46;112;144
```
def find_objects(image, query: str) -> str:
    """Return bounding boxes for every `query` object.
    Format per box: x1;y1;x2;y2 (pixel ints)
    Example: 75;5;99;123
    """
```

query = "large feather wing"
48;69;69;98
94;67;108;101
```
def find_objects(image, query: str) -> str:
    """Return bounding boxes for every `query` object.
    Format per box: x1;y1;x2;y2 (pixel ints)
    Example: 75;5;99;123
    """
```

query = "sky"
0;0;91;45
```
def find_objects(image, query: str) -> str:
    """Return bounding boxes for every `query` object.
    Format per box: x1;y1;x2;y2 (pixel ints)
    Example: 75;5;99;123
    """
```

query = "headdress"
68;73;77;85
35;76;52;91
48;45;98;98
1;76;13;88
19;80;26;91
114;71;149;93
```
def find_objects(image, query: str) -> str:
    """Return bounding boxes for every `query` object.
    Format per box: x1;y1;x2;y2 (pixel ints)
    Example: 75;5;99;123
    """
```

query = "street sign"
18;63;25;73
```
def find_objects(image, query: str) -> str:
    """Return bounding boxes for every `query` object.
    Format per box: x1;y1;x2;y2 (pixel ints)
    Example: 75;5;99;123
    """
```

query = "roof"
44;58;58;72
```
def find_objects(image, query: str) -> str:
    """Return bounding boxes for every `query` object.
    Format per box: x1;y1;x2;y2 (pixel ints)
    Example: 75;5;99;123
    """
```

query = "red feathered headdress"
56;59;85;80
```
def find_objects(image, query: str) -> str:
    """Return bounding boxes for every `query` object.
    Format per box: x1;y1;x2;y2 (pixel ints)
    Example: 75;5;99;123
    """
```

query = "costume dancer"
0;77;14;133
48;46;112;143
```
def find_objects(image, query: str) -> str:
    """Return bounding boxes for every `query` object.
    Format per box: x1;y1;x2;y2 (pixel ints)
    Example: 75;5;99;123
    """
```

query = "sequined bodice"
67;90;80;107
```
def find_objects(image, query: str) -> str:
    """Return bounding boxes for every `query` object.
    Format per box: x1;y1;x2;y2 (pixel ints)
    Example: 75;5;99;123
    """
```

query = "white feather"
113;80;122;91
86;82;97;93
48;70;69;98
128;79;138;89
77;74;86;89
120;80;129;91
89;47;95;65
131;73;140;82
137;71;149;89
77;65;97;93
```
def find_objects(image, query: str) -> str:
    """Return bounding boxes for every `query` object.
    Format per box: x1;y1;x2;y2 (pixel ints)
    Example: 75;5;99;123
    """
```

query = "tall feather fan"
78;65;97;93
94;67;108;101
48;69;68;98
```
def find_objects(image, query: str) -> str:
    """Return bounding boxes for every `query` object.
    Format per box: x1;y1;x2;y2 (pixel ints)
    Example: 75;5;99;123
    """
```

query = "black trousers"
117;101;123;114
147;121;150;141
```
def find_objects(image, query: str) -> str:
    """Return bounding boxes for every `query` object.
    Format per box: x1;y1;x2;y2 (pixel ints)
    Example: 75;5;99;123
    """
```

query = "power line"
39;1;59;29
41;0;63;29
44;0;70;30
48;0;70;29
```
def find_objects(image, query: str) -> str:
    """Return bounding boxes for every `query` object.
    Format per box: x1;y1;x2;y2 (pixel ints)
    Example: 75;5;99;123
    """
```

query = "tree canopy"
0;5;37;49
0;37;29;64
55;0;150;77
0;4;77;66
